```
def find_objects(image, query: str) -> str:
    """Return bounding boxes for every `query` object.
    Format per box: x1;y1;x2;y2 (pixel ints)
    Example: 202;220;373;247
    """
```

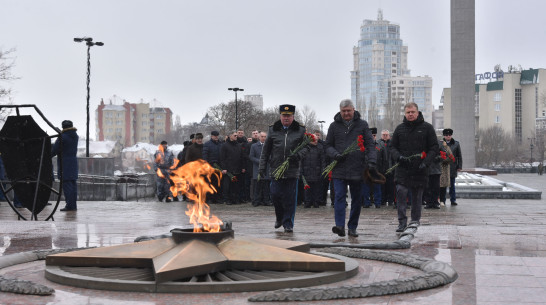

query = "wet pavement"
1;173;545;304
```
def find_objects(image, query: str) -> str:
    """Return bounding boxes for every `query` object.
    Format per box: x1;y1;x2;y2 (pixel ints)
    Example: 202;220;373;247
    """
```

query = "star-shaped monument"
46;232;345;283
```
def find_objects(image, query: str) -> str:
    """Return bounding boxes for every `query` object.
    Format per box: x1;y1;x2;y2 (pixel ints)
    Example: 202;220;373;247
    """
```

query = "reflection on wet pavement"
0;173;545;304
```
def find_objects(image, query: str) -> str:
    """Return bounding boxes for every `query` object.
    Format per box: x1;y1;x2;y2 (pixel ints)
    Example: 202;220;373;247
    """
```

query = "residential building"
96;98;173;147
389;75;433;122
351;9;409;120
442;68;546;144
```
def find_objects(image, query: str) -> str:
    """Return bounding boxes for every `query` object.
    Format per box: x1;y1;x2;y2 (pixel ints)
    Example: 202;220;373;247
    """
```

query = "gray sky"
2;0;546;139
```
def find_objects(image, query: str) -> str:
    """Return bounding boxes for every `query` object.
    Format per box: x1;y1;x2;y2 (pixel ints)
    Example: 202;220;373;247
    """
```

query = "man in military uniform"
259;104;308;233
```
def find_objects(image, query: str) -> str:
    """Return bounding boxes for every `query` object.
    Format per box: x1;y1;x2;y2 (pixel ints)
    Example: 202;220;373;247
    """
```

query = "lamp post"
228;87;244;130
528;137;536;164
318;120;325;138
74;37;104;157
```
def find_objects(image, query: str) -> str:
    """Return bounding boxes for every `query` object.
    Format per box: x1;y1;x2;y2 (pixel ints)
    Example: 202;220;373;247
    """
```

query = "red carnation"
421;151;427;159
231;176;238;182
440;151;447;160
304;184;310;190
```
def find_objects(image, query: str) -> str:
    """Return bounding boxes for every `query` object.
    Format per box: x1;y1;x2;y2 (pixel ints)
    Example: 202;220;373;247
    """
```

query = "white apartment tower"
351;9;410;121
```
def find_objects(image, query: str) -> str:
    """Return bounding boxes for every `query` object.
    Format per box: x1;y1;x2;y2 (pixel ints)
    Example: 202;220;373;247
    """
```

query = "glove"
335;154;346;162
258;170;266;179
398;156;411;165
418;162;427;170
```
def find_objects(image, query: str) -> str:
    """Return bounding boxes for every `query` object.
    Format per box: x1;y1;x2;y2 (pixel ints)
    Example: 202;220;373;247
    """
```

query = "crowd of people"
153;100;463;235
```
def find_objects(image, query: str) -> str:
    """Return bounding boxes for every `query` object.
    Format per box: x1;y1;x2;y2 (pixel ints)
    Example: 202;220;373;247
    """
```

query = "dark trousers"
270;178;298;229
319;177;329;205
382;173;395;204
333;179;363;230
426;174;440;206
223;174;241;204
303;180;321;206
396;184;423;226
363;183;382;207
63;180;78;210
440;176;457;203
252;178;270;205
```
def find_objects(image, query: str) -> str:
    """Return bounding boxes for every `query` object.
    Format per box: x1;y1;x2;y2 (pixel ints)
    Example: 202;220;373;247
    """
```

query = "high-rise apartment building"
351;9;409;121
96;98;172;146
389;75;433;122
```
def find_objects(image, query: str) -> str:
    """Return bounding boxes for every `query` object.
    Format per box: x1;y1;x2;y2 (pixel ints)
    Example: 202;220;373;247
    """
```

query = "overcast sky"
2;0;546;139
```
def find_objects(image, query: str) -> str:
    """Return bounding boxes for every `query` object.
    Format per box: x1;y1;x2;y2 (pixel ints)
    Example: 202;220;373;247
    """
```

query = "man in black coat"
220;131;246;205
440;128;463;206
185;133;204;163
51;120;79;211
203;130;222;203
259;104;309;233
326;99;377;237
301;135;326;208
389;102;439;232
379;129;395;207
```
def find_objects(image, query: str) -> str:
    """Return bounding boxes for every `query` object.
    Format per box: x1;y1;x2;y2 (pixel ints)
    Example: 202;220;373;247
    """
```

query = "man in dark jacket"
51;120;79;211
441;128;462;206
259;104;309;233
185;133;204;163
363;128;382;208
236;129;252;203
154;140;175;202
390;102;439;232
203;130;222;203
314;131;329;206
220;131;246;205
379;129;395;207
250;131;270;206
424;139;444;209
301;134;326;208
326;99;377;237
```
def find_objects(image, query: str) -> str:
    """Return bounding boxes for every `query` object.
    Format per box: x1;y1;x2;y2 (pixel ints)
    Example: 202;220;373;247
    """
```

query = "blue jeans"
270;178;298;229
449;177;457;203
363;183;382;207
333;179;363;230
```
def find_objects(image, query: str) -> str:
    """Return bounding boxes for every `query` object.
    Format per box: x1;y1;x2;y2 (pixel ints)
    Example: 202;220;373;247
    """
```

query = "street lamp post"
318;120;325;138
528;137;536;164
74;37;104;157
228;87;244;130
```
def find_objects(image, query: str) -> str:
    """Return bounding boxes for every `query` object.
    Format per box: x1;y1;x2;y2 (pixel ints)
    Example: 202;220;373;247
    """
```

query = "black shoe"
396;224;406;232
424;205;434;209
304;204;311;208
172;197;180;202
252;202;260;207
363;205;370;208
375;205;381;209
60;207;77;212
284;228;293;233
348;229;359;237
451;202;458;206
274;221;282;229
433;204;441;209
331;226;345;237
313;203;319;208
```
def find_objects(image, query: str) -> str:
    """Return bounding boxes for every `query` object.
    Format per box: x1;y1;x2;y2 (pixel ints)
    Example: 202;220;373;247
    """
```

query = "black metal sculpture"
0;105;63;220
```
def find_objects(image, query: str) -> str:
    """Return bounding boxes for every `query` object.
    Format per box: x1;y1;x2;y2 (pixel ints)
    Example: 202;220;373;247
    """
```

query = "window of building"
494;92;502;102
399;80;404;84
536;87;539;119
495;115;500;123
391;69;396;74
156;115;163;119
515;89;522;143
495;104;500;111
142;122;148;126
474;91;479;115
142;114;148;118
392;63;396;67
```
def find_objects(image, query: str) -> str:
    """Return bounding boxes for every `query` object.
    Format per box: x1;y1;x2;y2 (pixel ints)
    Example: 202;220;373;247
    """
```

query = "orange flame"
155;144;165;164
166;160;223;232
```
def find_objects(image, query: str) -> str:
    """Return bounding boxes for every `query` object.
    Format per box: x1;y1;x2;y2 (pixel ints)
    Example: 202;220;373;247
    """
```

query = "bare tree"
0;48;18;123
476;125;519;167
295;105;318;132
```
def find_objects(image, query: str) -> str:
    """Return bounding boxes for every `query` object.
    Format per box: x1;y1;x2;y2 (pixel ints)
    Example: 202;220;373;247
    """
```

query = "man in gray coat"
250;131;270;206
326;99;377;237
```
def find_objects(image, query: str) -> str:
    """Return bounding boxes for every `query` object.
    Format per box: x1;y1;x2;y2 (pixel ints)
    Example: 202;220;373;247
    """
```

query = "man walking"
326;99;377;237
51;120;79;211
390;102;438;232
440;128;462;206
363;127;382;208
259;104;308;233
